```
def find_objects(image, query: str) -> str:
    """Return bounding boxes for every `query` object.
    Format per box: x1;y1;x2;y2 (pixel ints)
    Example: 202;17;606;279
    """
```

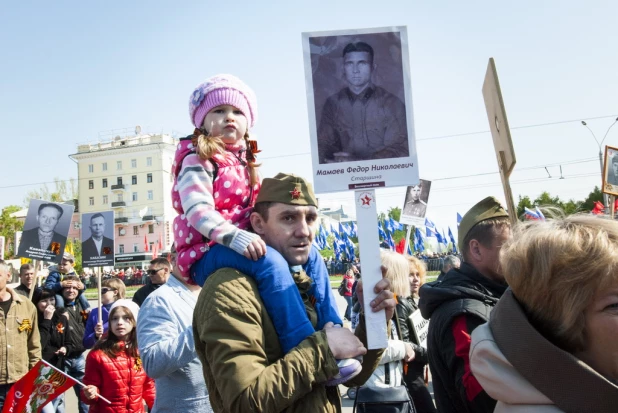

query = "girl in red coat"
81;300;154;413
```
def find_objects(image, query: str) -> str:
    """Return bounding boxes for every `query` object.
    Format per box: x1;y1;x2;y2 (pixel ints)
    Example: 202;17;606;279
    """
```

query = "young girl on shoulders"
171;74;359;385
82;300;154;413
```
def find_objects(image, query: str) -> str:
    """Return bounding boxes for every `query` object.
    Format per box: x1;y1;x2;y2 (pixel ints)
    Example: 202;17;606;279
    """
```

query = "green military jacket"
194;268;383;413
0;288;41;384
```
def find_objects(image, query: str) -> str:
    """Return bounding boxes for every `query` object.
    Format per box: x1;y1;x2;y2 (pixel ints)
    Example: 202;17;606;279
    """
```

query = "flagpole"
28;260;38;301
403;225;413;255
97;268;102;323
40;360;112;404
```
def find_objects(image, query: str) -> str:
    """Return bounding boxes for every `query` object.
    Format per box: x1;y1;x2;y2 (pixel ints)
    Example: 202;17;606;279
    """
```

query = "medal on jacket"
102;247;111;255
134;356;142;372
18;319;32;333
56;323;64;334
51;242;61;255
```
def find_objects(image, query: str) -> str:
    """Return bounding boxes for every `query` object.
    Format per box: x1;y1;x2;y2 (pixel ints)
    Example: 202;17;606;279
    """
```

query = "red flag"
144;235;149;252
395;238;406;254
158;232;163;251
592;201;605;215
2;360;76;413
152;243;158;260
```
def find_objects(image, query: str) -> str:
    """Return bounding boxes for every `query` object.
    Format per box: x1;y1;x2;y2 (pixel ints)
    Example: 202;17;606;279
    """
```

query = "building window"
147;190;153;200
146;157;152;167
88;180;94;189
149;242;155;251
119;244;125;254
117;193;123;202
131;159;137;168
117;161;122;170
132;192;138;202
102;162;107;171
102;195;108;204
118;227;124;236
133;226;139;235
148;224;154;234
73;221;80;229
88;164;94;173
89;197;94;206
102;178;107;188
147;173;153;183
133;244;139;252
117;177;123;185
132;175;137;185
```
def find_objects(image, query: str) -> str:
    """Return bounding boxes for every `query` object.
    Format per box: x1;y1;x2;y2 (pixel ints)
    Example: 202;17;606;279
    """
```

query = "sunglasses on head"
147;268;163;276
101;288;116;294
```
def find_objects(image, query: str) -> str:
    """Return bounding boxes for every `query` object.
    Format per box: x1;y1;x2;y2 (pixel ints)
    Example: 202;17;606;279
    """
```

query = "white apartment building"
70;131;179;269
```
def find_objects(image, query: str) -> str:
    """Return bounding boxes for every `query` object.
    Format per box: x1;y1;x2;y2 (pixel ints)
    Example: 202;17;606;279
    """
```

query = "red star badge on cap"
290;187;301;200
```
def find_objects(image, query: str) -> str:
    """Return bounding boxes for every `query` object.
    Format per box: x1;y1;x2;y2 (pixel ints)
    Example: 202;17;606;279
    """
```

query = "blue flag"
448;227;457;253
457;213;463;228
378;223;387;240
426;226;437;238
350;222;358;237
425;217;436;228
414;227;425;252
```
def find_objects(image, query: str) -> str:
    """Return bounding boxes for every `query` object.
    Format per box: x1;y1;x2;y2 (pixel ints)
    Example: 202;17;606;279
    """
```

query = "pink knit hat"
189;74;258;129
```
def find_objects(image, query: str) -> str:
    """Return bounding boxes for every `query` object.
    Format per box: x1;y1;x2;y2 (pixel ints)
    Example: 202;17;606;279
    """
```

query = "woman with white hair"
470;215;618;411
362;250;414;389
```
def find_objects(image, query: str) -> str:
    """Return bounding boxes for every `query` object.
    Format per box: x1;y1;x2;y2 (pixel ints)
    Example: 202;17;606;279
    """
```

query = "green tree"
0;206;24;259
580;186;604;212
23;177;77;205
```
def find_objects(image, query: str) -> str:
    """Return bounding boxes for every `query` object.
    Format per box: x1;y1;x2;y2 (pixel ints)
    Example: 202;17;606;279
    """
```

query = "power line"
3;112;616;190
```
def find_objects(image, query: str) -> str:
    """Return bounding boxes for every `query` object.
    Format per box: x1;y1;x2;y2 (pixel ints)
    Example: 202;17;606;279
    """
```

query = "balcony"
111;201;126;208
111;184;126;191
142;215;155;221
115;217;129;223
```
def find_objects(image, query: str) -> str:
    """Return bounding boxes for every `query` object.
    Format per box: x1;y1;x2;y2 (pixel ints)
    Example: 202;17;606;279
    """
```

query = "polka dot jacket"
171;138;261;283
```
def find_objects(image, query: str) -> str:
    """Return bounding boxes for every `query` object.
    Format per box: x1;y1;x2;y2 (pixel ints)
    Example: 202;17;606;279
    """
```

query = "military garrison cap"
256;173;317;207
458;196;509;247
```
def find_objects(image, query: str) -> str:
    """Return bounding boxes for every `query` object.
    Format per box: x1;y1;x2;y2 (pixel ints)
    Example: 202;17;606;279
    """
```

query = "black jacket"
396;297;428;378
418;262;507;413
63;301;88;358
38;309;70;369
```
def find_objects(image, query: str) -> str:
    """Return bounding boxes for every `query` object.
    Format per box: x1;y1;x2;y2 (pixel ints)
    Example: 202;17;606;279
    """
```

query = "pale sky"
2;0;617;237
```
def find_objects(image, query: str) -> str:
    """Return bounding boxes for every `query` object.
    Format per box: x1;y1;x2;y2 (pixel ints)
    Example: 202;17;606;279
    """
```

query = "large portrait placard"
81;211;115;267
17;200;74;263
400;179;432;226
603;145;618;197
302;26;419;193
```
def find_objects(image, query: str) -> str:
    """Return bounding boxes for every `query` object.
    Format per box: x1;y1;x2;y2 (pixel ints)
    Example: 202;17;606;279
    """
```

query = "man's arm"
194;273;339;413
442;314;496;412
137;295;199;379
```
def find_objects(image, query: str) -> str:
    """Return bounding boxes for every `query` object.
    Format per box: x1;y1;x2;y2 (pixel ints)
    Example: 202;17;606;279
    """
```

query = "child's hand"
83;385;99;401
243;238;267;261
94;322;103;339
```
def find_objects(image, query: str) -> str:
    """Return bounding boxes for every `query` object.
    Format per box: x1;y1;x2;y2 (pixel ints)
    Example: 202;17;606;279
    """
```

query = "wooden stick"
97;268;102;323
403;225;413;255
28;260;38;301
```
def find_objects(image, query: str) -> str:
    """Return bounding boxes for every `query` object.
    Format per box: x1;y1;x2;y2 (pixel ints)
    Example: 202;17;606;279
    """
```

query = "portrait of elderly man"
18;203;67;256
317;41;409;163
82;213;113;261
607;154;618;186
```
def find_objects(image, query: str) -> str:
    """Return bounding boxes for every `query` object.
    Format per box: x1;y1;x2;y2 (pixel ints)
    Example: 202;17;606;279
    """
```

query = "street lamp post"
581;117;618;208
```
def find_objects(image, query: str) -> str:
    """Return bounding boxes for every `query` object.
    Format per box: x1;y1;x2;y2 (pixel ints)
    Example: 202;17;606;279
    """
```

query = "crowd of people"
1;73;617;413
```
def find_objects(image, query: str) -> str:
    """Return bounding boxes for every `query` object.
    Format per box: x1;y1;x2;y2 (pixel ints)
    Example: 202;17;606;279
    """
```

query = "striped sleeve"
177;154;258;253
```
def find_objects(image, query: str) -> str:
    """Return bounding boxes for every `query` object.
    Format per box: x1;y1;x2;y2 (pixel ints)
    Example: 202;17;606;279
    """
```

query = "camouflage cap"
458;196;509;247
255;173;317;207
